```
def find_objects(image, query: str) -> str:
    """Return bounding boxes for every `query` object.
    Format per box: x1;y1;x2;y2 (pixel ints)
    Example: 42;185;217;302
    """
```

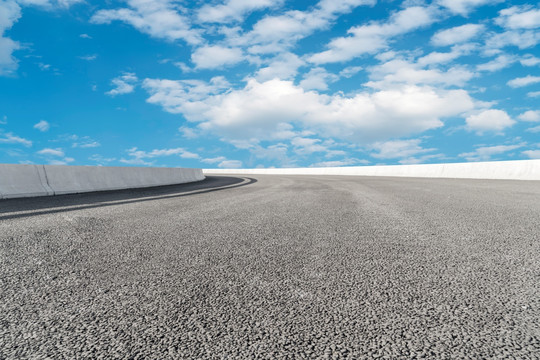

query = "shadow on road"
0;176;257;221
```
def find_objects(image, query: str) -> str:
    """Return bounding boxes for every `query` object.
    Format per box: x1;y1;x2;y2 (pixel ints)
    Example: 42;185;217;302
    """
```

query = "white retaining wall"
0;164;205;199
204;159;540;181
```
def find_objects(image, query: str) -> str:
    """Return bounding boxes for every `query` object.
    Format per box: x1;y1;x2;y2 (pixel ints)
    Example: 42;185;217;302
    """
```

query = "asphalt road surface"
1;175;539;359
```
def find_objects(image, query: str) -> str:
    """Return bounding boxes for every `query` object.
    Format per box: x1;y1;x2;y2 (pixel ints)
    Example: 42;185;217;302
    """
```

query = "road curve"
1;175;539;359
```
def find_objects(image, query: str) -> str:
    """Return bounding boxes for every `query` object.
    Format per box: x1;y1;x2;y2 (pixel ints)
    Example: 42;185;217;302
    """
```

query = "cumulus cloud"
476;54;516;72
523;149;540;159
370;139;436;159
120;147;200;166
37;148;64;157
191;45;244;69
485;29;540;51
143;76;230;119
311;158;366;167
0;0;21;76
290;137;328;155
201;156;226;164
507;75;540;88
366;57;475;89
18;0;82;8
0;132;32;146
339;65;363;78
106;72;138;96
431;24;484;47
437;0;504;16
33;120;50;132
518;110;540;122
197;0;282;24
309;6;438;64
218;159;242;168
143;78;475;145
459;144;523;161
520;54;540;66
78;54;97;61
231;0;376;55
496;6;540;30
465;109;515;134
299;67;339;91
254;52;304;82
91;0;201;44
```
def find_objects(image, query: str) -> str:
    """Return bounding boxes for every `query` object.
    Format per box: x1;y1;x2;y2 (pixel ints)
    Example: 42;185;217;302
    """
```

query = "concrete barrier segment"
204;159;540;181
0;164;204;199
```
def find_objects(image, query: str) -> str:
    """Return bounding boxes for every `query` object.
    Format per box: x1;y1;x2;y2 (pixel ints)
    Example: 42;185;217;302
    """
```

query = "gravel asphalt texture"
1;175;539;359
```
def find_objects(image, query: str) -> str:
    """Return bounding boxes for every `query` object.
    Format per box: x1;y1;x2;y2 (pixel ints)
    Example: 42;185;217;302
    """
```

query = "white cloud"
79;33;91;39
201;156;226;164
507;75;540;88
254;52;304;82
431;24;484;46
465;109;515;134
48;157;74;165
74;141;100;148
0;132;32;146
197;0;282;23
230;0;375;55
523;149;540;159
91;0;202;45
79;54;97;61
191;45;244;69
0;115;6;124
526;125;540;133
218;159;242;168
459;144;523;161
309;6;438;64
496;6;540;30
143;76;230;119
528;91;540;98
485;30;540;50
144;78;475;145
518;110;540;122
299;67;339;91
417;45;472;66
311;158;365;167
179;126;199;138
33;120;50;132
61;134;101;148
17;0;82;9
366;58;475;89
339;65;363;78
106;72;138;96
398;154;444;165
370;138;436;159
37;148;64;157
0;0;21;76
520;54;540;67
437;0;503;16
290;137;327;155
120;147;200;165
37;62;51;71
89;154;116;165
476;54;516;72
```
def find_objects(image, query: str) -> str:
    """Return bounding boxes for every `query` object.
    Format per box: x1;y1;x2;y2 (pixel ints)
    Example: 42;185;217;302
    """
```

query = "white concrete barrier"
204;159;540;181
0;164;54;199
0;165;204;199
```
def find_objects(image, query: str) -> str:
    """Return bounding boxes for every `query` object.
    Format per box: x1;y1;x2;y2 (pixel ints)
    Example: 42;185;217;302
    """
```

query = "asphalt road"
1;175;539;359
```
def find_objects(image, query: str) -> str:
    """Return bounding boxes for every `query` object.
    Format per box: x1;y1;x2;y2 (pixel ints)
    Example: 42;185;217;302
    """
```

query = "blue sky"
0;0;539;169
